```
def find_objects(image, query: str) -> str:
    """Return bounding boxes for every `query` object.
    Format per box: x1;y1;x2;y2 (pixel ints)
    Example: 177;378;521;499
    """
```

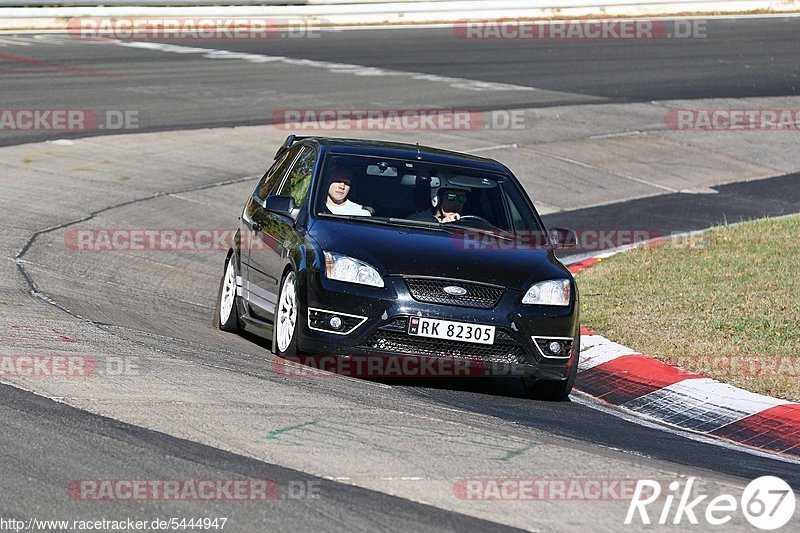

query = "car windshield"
315;154;543;235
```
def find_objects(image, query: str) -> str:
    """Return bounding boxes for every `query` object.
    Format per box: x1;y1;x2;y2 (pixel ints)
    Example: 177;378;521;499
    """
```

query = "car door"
247;144;317;322
241;146;298;321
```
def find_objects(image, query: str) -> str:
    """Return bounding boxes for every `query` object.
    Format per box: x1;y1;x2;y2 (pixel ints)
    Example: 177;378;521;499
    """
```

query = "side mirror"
550;228;577;249
265;194;299;220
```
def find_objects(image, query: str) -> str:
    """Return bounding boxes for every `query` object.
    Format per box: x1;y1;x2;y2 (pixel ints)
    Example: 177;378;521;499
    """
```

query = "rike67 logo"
626;476;796;530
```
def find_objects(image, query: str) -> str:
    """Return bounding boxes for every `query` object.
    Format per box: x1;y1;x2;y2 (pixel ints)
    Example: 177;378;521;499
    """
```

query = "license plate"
408;317;495;345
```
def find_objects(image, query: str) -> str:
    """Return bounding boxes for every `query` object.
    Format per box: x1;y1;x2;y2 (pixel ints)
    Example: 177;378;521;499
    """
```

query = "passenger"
325;165;371;217
409;186;468;223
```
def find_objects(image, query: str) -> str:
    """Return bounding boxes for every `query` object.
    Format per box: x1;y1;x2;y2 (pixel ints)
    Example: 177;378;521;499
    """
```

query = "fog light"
548;341;563;354
329;316;343;329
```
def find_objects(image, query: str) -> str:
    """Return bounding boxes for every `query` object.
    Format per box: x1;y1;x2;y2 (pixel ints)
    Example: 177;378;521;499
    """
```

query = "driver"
325;165;371;217
409;186;469;223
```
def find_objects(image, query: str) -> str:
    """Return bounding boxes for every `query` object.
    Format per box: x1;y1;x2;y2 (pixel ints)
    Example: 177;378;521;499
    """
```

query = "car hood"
309;218;571;291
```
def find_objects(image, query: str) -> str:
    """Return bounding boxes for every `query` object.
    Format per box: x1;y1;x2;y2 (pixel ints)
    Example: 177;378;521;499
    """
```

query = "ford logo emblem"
443;285;468;296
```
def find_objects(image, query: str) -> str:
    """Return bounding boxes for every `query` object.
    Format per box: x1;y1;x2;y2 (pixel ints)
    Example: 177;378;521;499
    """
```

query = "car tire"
274;270;299;357
522;344;580;401
215;254;241;333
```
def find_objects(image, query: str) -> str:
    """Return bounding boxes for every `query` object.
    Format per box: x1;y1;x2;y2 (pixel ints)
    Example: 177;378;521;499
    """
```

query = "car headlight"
324;251;384;288
522;279;570;306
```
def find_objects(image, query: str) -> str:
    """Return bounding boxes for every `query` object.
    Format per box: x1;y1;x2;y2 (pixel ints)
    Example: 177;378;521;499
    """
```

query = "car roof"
296;136;511;174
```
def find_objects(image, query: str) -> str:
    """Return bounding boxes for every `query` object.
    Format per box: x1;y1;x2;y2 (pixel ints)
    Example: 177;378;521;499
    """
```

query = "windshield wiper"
387;218;442;228
385;217;519;241
318;213;448;232
445;225;516;242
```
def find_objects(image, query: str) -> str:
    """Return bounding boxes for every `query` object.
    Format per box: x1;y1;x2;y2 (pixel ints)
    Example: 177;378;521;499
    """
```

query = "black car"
215;135;580;400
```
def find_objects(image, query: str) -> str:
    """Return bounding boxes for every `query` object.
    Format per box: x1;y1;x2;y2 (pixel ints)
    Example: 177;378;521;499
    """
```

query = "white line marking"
167;193;206;205
4;36;44;45
108;39;535;92
589;130;644;139
0;37;31;46
468;143;519;153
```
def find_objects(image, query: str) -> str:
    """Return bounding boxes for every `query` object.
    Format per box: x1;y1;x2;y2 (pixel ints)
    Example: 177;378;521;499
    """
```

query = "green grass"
577;215;800;401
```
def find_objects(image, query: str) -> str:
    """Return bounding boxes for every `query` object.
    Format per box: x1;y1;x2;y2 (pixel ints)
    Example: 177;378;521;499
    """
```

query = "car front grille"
362;318;530;365
403;277;505;309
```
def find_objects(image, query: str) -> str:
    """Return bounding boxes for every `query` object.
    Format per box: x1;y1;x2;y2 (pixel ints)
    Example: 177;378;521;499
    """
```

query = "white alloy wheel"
220;258;237;325
276;271;298;352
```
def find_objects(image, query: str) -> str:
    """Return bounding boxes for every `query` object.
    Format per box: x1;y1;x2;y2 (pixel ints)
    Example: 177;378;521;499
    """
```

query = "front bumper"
295;270;580;380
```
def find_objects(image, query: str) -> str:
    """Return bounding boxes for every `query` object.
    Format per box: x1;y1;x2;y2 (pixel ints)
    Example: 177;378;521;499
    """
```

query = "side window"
256;148;296;200
507;199;524;232
501;181;539;232
278;146;317;207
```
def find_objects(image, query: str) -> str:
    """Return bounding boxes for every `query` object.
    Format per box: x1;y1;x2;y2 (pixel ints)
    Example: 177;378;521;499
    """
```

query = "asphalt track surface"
546;171;800;256
1;17;800;531
0;17;799;145
0;383;520;532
